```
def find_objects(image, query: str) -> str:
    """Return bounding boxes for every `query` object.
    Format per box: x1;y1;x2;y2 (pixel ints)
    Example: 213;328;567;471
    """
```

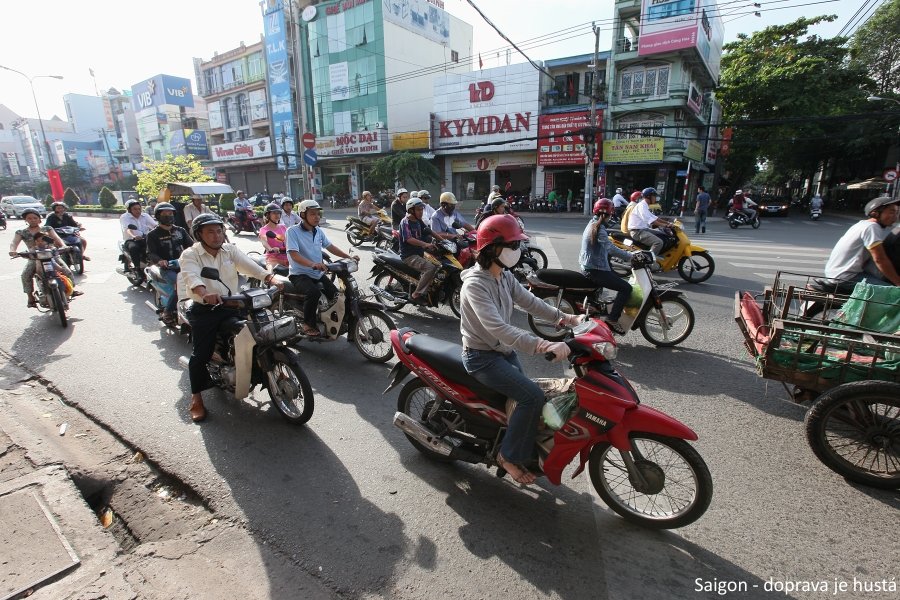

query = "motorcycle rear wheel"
527;291;575;341
639;296;694;347
373;273;409;312
50;283;68;328
448;283;461;318
677;251;715;283
353;308;395;362
804;381;900;489
527;247;548;270
266;355;315;425
346;227;365;246
588;433;712;529
397;378;464;462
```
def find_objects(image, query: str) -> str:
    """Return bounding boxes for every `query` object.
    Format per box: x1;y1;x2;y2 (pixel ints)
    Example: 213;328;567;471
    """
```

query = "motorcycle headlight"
592;342;618;360
346;260;359;273
250;292;273;309
35;250;54;260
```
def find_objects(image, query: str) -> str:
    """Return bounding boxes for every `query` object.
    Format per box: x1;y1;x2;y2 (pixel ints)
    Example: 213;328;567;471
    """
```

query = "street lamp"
867;96;900;200
867;95;900;106
0;65;64;170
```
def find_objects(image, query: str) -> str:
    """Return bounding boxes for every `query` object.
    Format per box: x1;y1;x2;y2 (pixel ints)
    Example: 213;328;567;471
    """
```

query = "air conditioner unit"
374;121;385;129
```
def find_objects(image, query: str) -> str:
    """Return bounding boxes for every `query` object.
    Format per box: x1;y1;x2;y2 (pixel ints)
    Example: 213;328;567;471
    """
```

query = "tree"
717;16;870;192
366;152;440;194
135;154;210;199
44;194;54;207
98;186;117;209
63;187;81;208
848;0;900;96
57;161;89;193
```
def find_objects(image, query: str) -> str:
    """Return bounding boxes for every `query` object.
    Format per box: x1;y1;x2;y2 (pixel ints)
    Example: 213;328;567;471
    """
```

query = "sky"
0;0;870;121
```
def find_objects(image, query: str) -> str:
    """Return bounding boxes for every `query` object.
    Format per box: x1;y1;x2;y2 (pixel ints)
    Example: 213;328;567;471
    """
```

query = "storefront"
210;137;288;195
537;110;602;208
448;152;536;203
314;129;388;205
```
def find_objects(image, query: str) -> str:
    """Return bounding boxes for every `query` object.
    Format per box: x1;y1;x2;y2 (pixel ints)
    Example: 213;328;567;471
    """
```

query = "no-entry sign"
883;169;897;182
301;133;316;150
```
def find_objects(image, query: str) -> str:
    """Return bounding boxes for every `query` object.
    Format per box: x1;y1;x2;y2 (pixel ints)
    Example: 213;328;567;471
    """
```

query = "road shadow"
8;309;77;375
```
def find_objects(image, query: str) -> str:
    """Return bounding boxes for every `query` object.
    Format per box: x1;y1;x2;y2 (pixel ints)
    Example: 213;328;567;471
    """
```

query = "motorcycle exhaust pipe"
392;412;483;463
370;284;400;303
178;356;190;369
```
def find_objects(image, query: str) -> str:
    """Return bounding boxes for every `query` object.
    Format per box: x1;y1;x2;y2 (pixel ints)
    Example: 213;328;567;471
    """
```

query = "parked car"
757;195;790;217
0;195;48;218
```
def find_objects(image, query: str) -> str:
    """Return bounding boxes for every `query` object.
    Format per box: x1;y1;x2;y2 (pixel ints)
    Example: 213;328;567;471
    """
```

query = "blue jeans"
162;268;179;314
462;348;545;464
695;209;707;233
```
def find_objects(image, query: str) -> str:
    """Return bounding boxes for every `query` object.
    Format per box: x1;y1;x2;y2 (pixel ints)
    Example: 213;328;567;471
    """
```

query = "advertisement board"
391;131;430;151
5;152;20;176
184;129;209;159
602;138;664;163
537;111;602;166
383;0;450;45
705;100;721;163
329;62;350;101
684;140;704;162
264;5;298;169
211;137;273;162
131;75;194;111
638;0;724;81
316;130;386;157
432;63;540;153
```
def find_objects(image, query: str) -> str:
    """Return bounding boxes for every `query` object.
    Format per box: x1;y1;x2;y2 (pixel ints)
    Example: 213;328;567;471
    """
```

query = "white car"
0;195;48;218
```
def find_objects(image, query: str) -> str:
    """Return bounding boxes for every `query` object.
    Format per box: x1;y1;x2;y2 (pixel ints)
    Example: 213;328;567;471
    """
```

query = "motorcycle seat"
375;254;422;278
608;230;630;242
809;278;855;296
405;335;507;406
535;269;596;290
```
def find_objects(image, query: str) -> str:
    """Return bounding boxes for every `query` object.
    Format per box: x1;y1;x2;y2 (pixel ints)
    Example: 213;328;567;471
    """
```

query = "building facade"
605;0;724;208
130;74;209;163
0;104;26;181
102;88;143;168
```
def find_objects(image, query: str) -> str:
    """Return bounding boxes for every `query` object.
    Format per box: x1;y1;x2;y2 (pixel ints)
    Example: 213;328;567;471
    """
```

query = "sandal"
302;324;320;337
71;290;84;297
497;454;537;485
27;299;37;308
604;319;626;335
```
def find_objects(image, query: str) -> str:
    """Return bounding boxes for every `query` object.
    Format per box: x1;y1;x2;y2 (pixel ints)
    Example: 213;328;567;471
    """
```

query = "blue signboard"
264;6;298;170
131;74;194;111
303;149;317;167
184;129;209;159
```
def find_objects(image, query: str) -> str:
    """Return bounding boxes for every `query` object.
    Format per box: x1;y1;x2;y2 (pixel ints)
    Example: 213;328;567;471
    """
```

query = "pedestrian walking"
694;186;711;234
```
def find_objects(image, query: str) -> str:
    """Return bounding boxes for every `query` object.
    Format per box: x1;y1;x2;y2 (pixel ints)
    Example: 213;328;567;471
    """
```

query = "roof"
165;182;234;195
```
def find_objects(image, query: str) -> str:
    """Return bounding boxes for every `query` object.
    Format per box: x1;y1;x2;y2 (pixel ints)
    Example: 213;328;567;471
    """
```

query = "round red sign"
477;157;489;171
883;169;898;183
301;133;316;150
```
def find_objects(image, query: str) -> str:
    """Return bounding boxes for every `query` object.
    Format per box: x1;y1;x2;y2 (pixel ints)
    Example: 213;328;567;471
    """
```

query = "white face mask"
498;247;521;268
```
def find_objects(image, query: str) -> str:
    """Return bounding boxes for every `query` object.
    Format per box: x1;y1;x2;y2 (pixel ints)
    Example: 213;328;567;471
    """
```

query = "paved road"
0;211;896;600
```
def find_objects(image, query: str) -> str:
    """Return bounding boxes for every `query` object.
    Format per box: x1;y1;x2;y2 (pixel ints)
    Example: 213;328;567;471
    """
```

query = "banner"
263;5;298;170
384;0;450;45
602;138;664;163
47;169;64;200
5;152;20;176
537;111;602;166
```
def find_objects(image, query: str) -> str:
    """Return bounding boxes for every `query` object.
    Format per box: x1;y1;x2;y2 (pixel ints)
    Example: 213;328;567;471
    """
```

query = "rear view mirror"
200;267;221;281
266;230;277;238
127;224;138;230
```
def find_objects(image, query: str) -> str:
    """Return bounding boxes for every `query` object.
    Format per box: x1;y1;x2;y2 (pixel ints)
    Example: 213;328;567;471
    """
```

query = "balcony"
615;37;639;55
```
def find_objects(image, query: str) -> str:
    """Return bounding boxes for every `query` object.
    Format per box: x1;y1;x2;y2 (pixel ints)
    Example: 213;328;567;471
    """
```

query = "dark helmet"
191;213;225;240
864;195;900;218
642;187;658;199
51;201;67;211
21;208;42;219
629;191;643;202
125;198;142;210
593;198;614;216
476;214;528;252
154;202;176;218
264;203;282;216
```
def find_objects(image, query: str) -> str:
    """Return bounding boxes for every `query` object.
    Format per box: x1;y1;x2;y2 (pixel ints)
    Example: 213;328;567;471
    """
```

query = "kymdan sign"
211;138;273;161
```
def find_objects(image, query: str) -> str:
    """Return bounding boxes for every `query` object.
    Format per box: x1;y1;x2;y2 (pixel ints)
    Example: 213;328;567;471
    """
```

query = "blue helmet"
642;187;658;198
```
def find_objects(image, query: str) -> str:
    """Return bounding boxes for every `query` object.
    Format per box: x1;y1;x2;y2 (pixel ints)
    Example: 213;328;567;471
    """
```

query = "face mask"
158;215;175;225
497;247;521;268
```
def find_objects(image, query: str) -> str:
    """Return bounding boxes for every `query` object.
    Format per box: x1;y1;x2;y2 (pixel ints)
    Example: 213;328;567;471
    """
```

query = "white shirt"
184;202;211;225
612;193;627;208
281;211;301;227
178;242;270;301
824;220;889;280
233;197;251;211
120;212;158;239
628;200;657;231
422;203;436;222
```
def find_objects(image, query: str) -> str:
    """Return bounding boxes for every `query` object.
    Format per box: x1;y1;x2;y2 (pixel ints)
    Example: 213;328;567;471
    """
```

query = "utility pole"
583;22;601;216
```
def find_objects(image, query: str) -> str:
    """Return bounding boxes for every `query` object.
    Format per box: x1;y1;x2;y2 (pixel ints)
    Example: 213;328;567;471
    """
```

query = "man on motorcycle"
810;194;824;214
286;199;359;337
280;197;300;227
183;194;212;231
357;190;381;228
233;190;252;230
399;197;440;305
581;199;636;335
419;190;437;222
824;196;900;287
391;188;409;230
619;190;643;233
178;213;280;422
628;187;673;257
45;201;89;260
9;208;81;307
431;192;475;240
474;197;508;227
612;188;628;217
460;214;581;484
729;190;757;222
120;199;158;283
147;202;192;324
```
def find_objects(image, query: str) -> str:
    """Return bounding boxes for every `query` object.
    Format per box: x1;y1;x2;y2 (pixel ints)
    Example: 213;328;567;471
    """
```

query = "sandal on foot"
27;299;38;308
71;290;84;297
604;319;626;335
497;454;537;485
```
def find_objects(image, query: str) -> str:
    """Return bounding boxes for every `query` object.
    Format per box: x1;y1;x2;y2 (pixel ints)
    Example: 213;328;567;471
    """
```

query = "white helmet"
406;197;425;211
397;187;409;196
440;191;458;205
616;188;623;194
298;199;322;215
410;190;419;198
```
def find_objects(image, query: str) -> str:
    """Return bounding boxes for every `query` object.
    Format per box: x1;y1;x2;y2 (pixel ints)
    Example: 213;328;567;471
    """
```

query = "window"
620;65;669;98
333;110;352;135
236;94;249;127
222;98;233;129
204;69;219;94
616;117;664;140
327;12;347;53
451;50;459;62
247;53;265;82
552;73;580;106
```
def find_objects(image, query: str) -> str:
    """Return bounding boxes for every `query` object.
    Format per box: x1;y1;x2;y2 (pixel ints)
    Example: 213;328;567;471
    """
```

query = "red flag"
720;127;733;157
47;169;64;200
478;54;483;69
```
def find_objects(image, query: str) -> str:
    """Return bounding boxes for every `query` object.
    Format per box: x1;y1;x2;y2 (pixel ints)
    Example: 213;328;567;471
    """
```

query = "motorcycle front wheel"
397;378;465;462
639;296;694;346
265;353;314;425
526;247;548;270
527;291;575;341
677;252;715;283
49;283;68;328
353;308;395;362
728;220;738;229
588;433;712;529
373;272;409;312
804;381;900;489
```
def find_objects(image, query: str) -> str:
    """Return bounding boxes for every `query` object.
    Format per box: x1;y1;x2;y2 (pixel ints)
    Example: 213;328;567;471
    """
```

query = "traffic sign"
301;133;316;150
303;149;318;167
883;169;897;183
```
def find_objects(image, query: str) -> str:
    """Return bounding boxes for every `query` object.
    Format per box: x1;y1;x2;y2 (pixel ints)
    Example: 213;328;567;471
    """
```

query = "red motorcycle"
226;209;262;235
386;319;712;529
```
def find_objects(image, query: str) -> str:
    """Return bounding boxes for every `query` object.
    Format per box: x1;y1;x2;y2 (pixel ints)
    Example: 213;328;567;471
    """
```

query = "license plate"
42;262;54;272
767;207;778;212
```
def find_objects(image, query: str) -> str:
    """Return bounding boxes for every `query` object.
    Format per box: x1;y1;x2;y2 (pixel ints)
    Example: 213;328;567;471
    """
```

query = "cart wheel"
804;381;900;489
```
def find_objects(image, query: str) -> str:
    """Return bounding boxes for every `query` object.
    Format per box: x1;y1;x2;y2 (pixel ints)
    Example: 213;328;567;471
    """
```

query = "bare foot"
497;454;537;485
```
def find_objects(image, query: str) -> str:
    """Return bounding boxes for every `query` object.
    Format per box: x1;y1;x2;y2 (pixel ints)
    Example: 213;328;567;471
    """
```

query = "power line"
836;0;878;36
842;0;885;37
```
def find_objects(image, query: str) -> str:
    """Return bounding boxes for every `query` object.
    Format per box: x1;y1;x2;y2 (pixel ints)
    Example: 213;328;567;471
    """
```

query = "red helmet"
476;214;528;251
593;198;614;216
629;191;642;202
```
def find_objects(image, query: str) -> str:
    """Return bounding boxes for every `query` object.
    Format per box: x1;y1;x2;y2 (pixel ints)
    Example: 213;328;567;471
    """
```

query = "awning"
845;178;888;190
166;182;235;195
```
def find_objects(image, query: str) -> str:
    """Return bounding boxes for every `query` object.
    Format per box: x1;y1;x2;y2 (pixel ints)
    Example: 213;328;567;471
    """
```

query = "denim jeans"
585;268;632;321
162;268;179;314
462;348;545;464
695;209;707;234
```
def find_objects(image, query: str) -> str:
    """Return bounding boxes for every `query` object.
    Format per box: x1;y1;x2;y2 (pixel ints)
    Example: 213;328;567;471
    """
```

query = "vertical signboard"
639;0;724;81
264;5;298;170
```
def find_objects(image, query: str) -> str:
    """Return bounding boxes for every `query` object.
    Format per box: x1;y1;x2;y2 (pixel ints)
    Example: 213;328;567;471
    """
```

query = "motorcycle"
810;207;822;220
345;209;393;250
369;239;464;317
145;259;180;324
54;226;85;275
726;210;761;230
0;209;7;230
609;219;715;283
386;319;712;529
13;246;75;328
117;224;148;286
526;251;695;346
268;257;397;363
176;267;315;425
226;209;262;235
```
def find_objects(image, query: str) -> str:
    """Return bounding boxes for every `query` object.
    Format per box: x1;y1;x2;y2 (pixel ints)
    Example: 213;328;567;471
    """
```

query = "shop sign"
316;131;386;157
325;0;371;15
437;113;533;139
603;138;664;163
391;131;430;151
537;111;602;166
384;0;449;44
684;140;704;162
263;4;298;170
496;151;536;168
451;155;497;172
211;137;273;162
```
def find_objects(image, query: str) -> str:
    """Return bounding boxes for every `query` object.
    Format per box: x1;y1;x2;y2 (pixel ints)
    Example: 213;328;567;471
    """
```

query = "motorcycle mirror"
200;267;221;281
452;221;462;229
266;230;277;238
127;224;138;230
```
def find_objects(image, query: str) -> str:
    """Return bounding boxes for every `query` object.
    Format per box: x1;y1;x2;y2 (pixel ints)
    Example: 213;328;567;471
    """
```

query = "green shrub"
98;186;117;209
68;205;126;215
44;194;54;207
218;193;235;212
63;187;80;208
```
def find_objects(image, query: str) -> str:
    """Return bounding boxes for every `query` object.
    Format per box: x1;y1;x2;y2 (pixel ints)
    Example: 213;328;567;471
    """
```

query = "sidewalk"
0;352;336;600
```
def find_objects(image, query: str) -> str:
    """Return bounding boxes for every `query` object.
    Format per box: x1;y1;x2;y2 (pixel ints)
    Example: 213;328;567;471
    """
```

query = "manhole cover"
0;487;80;600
